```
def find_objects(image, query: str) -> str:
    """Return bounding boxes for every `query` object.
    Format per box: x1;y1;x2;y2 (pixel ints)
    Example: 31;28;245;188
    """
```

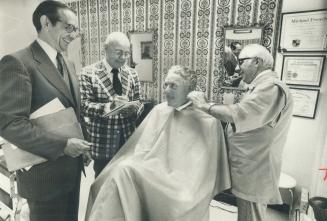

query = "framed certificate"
279;9;327;52
289;88;319;119
281;55;325;86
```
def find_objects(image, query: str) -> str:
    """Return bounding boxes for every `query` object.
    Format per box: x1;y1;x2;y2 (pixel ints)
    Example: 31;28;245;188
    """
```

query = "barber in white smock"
188;44;294;221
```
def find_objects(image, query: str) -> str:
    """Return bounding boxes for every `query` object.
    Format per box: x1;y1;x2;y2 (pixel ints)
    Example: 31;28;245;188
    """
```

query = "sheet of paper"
30;98;65;119
103;100;139;117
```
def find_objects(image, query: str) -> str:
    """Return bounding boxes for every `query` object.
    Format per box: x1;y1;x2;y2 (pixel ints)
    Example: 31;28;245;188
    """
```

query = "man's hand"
114;96;138;116
119;103;138;117
187;91;207;109
64;138;91;158
104;96;130;116
114;95;129;107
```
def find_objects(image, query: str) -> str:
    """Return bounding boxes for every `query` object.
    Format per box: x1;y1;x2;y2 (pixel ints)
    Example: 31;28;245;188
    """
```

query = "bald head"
105;32;130;48
239;44;274;69
238;44;274;84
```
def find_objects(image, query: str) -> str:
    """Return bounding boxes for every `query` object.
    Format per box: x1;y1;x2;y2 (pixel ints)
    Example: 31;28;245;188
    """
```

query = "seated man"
85;65;231;221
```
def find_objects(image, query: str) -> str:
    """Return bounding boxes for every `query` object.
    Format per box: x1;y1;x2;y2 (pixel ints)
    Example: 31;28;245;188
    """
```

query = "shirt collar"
36;38;58;67
248;69;277;88
103;58;121;74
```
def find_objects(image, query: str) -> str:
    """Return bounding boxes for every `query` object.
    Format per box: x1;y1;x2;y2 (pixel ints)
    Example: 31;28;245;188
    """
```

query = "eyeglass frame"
56;19;80;34
238;57;257;65
114;50;131;58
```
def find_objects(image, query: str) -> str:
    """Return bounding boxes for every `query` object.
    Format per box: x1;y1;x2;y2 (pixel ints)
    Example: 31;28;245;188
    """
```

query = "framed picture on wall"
140;41;153;60
128;30;156;82
289;87;319;119
279;9;327;52
281;55;325;87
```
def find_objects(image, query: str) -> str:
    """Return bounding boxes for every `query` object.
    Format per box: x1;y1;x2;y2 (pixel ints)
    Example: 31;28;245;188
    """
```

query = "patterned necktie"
112;68;122;95
56;53;65;77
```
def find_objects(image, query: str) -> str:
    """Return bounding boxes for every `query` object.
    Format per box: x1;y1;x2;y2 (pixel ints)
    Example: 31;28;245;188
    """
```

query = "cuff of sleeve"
207;103;217;114
136;101;144;118
48;138;68;160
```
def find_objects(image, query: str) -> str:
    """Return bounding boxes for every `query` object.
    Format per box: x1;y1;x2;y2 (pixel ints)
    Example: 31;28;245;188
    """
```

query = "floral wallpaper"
68;0;283;103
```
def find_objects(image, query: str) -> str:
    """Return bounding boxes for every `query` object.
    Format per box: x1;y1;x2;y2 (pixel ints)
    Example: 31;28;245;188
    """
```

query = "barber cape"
85;102;231;221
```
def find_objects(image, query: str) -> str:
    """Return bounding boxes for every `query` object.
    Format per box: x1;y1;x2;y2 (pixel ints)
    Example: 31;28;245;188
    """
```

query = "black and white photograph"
140;41;153;60
0;1;326;221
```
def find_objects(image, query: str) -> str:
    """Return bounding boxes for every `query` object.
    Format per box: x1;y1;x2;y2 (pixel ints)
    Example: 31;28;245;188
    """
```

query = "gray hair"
167;65;197;91
104;32;130;48
239;44;274;69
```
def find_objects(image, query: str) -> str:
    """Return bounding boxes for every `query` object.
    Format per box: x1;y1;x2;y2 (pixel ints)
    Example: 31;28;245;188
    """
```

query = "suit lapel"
30;41;75;106
95;62;132;98
96;61;116;98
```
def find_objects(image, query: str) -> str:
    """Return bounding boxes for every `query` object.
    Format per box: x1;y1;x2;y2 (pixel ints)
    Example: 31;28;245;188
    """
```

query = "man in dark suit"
224;43;242;87
0;1;90;221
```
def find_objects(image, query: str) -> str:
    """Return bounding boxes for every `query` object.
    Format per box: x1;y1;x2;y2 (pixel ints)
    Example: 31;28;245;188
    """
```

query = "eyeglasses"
56;19;80;34
163;82;178;90
114;50;131;58
238;57;256;65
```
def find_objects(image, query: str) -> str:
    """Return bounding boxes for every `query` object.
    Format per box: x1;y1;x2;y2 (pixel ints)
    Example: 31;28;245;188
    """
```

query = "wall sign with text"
279;9;327;52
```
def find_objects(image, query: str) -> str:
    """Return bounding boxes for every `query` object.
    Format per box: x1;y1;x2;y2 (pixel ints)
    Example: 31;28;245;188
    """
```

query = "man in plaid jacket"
80;32;144;177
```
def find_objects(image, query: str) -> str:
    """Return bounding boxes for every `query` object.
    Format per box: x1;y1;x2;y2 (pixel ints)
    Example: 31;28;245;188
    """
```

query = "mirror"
224;25;264;47
128;30;157;82
222;25;264;88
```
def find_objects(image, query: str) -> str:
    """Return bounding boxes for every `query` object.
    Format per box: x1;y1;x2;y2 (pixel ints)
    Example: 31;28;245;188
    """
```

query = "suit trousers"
27;172;81;221
236;197;267;221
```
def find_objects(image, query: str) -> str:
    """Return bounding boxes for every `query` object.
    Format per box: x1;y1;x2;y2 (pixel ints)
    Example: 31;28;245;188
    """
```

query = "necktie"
56;53;65;77
112;68;122;95
56;53;74;99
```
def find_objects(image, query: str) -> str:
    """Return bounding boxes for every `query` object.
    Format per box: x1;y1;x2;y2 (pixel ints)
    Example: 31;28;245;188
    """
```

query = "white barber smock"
85;102;231;221
226;70;293;204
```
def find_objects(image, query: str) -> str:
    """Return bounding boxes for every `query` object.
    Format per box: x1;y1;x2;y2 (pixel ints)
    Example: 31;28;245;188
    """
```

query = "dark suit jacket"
224;49;238;77
0;41;82;201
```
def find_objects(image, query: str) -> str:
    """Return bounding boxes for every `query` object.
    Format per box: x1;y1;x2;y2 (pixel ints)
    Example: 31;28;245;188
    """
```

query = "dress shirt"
36;38;58;68
102;58;122;82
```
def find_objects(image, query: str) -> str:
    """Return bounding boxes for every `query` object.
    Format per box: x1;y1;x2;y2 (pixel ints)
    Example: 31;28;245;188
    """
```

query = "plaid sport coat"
80;59;143;160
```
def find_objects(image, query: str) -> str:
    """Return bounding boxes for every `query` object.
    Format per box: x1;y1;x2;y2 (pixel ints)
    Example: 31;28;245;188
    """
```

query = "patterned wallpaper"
67;0;283;103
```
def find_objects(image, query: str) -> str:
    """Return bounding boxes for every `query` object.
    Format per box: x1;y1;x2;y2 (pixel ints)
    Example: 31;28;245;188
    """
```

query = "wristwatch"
207;103;216;114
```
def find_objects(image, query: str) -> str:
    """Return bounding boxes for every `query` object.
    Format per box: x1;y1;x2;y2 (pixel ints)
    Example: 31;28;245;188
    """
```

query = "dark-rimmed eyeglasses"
56;19;80;34
238;57;256;65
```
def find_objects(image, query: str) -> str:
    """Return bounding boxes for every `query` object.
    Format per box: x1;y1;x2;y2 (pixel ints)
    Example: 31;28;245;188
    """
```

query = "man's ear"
104;46;109;57
254;57;262;67
40;15;49;31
